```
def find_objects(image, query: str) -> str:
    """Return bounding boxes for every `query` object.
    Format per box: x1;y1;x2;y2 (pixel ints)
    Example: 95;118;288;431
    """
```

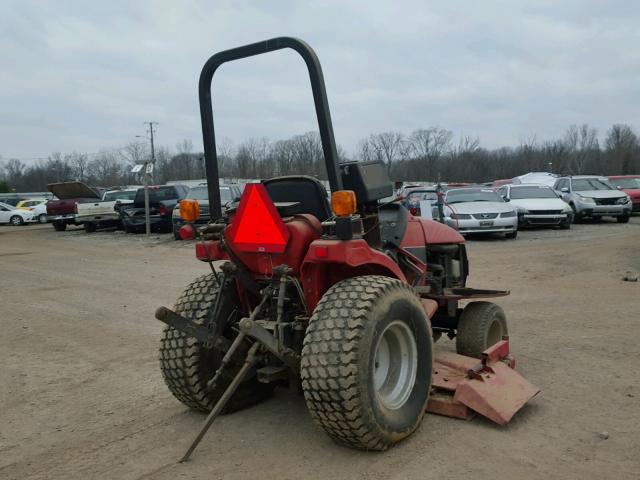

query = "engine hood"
575;190;626;200
418;218;464;244
445;201;514;215
509;198;569;211
47;182;101;200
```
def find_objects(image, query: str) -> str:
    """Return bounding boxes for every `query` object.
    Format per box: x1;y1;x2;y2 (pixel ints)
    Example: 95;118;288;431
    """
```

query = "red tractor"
156;37;538;461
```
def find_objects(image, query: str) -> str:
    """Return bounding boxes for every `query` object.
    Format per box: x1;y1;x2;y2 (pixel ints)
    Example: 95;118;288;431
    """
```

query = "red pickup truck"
46;182;103;231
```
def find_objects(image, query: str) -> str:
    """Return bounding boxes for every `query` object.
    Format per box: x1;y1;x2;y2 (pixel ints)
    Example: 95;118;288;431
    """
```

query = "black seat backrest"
378;203;408;249
262;176;332;222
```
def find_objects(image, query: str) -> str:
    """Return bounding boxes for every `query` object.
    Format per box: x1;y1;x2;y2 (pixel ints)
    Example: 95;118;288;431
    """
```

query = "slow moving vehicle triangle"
229;183;289;253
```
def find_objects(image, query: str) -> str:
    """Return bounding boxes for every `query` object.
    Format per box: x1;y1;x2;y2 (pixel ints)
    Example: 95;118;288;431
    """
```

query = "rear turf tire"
159;273;274;413
456;301;508;358
53;221;66;231
301;275;433;451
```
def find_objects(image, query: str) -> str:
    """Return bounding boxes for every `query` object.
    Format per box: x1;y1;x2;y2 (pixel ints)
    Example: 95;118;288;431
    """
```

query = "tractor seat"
262;176;332;222
378;203;408;249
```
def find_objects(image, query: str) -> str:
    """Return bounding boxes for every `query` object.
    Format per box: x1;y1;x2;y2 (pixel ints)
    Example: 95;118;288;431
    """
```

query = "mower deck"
427;339;539;424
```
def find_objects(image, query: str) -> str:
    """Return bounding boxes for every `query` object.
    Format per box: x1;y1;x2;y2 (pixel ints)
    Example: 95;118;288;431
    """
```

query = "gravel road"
1;219;639;480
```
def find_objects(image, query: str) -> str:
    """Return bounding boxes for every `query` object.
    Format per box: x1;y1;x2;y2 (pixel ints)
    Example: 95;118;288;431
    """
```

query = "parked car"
172;184;242;240
0;201;37;225
608;175;640;214
497;184;573;229
46;182;103;231
16;198;49;223
401;186;438;218
442;187;518;238
119;185;189;233
76;188;140;232
553;175;631;222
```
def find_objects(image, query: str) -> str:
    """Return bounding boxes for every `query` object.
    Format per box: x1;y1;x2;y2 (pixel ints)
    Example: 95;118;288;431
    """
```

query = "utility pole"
139;122;158;236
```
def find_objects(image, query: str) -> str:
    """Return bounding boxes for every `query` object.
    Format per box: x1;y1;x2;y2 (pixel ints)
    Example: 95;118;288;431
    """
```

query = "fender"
300;239;407;312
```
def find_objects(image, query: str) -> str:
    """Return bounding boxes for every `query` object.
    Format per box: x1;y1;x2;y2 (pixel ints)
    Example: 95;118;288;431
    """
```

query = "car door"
0;204;12;223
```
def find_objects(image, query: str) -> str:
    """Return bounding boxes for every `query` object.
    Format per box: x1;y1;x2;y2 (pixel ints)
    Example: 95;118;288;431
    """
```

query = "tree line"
1;123;638;193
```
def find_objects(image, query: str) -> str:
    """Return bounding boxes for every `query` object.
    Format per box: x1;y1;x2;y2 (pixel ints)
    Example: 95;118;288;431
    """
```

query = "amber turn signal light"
180;199;201;223
331;190;357;217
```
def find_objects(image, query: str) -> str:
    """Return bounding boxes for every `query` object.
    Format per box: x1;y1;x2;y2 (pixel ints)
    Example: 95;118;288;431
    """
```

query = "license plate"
479;220;494;227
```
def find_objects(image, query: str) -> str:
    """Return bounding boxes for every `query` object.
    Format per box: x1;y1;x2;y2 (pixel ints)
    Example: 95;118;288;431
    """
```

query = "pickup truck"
119;185;188;233
171;183;242;239
76;188;140;232
46;182;104;231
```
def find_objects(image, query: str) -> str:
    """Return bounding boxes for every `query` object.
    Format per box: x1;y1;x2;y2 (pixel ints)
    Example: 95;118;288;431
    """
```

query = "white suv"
553;176;631;223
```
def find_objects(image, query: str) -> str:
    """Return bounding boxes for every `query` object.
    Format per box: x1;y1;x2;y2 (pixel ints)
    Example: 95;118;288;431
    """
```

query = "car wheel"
505;230;518;239
10;215;24;226
617;214;630;223
84;222;97;233
53;221;67;231
38;214;48;223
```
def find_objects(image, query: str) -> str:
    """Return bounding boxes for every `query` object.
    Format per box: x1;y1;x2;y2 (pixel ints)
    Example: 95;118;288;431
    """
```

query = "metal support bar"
180;342;260;462
155;306;216;344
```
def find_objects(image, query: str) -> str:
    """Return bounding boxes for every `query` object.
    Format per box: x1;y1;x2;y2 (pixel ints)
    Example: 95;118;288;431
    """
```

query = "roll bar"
199;37;343;220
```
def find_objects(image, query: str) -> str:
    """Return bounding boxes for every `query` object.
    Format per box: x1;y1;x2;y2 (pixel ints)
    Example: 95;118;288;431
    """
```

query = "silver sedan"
443;188;518;239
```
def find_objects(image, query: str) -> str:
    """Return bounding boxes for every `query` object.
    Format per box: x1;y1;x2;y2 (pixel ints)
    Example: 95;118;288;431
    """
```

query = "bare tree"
564;124;599;174
605;124;639;174
368;131;405;175
69;152;89;181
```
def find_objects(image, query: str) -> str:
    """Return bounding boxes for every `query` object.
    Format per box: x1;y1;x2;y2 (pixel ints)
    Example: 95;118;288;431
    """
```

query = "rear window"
134;186;179;204
104;190;137;201
186;186;232;202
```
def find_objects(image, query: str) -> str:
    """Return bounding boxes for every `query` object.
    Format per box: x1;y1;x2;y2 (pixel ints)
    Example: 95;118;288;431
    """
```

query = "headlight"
616;196;630;205
577;195;595;204
450;212;472;219
500;210;516;218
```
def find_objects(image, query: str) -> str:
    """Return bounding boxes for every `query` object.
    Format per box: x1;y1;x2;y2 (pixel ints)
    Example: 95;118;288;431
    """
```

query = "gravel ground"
1;218;639;480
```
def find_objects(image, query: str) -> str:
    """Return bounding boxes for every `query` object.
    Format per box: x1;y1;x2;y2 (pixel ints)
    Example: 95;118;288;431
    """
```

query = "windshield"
446;188;502;204
185;186;231;202
572;179;613;191
510;186;558;199
104;190;137;201
610;178;640;189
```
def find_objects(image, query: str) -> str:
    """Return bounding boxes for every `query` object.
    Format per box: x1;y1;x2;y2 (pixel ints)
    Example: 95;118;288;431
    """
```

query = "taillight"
159;204;167;216
74;202;78;214
409;206;418;216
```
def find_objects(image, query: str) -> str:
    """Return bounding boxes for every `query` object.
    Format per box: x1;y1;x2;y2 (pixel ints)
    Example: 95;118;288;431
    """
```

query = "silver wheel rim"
11;216;21;225
373;320;418;410
39;214;47;223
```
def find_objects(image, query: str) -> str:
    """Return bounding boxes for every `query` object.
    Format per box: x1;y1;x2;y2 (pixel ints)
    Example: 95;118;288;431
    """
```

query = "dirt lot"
1;219;639;480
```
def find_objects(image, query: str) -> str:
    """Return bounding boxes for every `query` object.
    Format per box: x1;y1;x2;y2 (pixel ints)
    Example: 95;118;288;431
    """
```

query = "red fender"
300;239;407;312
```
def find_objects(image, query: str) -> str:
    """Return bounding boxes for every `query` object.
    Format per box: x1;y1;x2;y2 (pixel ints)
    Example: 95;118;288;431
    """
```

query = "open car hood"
47;182;101;200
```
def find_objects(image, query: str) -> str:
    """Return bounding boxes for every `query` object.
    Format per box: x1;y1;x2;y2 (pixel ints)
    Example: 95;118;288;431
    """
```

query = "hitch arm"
180;342;261;462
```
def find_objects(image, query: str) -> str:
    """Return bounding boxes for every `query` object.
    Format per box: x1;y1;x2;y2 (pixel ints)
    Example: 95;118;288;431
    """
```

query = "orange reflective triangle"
229;183;289;253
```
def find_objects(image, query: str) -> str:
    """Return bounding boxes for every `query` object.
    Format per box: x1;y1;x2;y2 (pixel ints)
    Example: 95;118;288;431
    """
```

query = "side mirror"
616;186;622;190
561;187;569;193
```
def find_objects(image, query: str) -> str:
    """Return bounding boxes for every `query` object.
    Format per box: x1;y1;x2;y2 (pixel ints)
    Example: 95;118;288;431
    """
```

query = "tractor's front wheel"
301;275;433;451
159;273;273;413
456;301;508;358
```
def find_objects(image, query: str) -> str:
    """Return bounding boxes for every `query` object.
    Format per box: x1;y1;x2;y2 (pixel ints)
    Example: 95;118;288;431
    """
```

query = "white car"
0;201;37;225
16;198;49;223
443;187;518;238
497;184;574;229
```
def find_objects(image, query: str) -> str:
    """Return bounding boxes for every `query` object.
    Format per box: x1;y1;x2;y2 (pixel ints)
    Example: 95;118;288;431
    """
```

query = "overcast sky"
1;0;639;163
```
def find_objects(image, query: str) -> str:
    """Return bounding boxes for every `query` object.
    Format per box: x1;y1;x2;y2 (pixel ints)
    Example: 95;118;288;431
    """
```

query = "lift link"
180;342;261;462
